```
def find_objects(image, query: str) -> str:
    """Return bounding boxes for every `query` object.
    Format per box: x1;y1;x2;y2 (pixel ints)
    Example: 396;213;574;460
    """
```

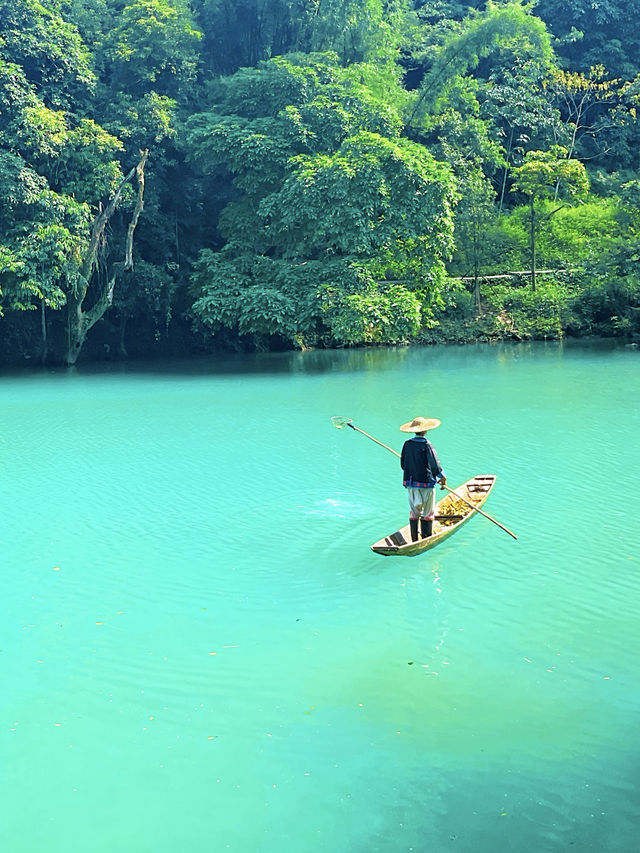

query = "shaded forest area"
1;0;640;364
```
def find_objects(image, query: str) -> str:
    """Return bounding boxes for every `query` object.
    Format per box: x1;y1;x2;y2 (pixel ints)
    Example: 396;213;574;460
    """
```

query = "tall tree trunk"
473;226;481;313
65;150;149;366
118;313;129;358
66;273;117;365
40;299;48;365
498;128;514;213
529;196;536;291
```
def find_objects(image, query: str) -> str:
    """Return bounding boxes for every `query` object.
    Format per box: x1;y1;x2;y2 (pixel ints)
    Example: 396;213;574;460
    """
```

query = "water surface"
2;341;639;852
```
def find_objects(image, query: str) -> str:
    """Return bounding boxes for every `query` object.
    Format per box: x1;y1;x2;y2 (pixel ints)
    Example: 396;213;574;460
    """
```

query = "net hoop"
331;416;353;430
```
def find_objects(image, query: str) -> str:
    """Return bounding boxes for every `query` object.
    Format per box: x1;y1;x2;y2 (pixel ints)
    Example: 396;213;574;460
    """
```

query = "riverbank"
422;276;640;345
1;275;638;367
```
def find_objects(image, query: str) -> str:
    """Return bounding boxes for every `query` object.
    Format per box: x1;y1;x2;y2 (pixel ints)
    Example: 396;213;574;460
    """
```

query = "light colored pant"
406;487;435;520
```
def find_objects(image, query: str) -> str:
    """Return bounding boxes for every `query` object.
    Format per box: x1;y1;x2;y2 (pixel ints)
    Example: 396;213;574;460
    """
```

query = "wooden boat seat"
388;531;408;546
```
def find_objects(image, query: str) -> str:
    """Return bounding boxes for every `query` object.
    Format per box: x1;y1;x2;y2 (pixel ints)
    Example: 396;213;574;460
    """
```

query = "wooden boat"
370;475;497;557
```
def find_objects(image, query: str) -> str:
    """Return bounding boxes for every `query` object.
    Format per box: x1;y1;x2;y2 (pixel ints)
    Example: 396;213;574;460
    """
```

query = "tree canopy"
1;0;640;362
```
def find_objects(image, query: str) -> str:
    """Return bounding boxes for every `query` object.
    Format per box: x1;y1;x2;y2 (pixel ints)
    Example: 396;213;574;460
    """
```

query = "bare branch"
125;150;149;270
66;150;150;365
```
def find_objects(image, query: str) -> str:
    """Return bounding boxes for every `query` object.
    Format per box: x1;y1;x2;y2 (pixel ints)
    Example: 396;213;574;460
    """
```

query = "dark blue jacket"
400;436;444;488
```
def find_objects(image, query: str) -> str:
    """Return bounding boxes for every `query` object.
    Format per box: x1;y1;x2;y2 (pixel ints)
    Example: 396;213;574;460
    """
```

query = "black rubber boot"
409;519;419;542
420;519;433;539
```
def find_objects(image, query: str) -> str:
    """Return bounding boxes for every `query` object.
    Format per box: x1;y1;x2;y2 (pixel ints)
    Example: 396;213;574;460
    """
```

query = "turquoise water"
2;342;639;852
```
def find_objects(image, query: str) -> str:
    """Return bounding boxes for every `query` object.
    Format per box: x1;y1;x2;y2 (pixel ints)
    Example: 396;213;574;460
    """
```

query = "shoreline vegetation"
1;0;640;366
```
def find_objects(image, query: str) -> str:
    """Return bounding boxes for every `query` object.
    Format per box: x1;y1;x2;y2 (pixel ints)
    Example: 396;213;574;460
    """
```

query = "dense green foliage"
1;0;640;363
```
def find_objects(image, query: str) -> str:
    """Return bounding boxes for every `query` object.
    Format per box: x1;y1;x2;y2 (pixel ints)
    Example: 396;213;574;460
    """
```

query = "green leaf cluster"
2;0;640;360
186;52;457;347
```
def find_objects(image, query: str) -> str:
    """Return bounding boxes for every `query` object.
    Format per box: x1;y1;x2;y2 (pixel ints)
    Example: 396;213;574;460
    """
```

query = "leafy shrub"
321;280;422;345
564;237;640;336
498;198;622;268
425;277;578;342
481;280;576;339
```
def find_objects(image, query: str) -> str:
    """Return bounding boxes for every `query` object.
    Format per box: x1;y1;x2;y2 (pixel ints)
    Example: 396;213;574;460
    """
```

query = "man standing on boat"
400;416;447;542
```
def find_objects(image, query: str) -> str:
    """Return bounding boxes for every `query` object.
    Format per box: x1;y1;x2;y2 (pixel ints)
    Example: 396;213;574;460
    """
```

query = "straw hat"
399;416;441;433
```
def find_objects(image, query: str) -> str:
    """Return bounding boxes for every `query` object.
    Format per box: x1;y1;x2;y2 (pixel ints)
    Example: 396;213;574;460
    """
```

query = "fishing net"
331;416;353;429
